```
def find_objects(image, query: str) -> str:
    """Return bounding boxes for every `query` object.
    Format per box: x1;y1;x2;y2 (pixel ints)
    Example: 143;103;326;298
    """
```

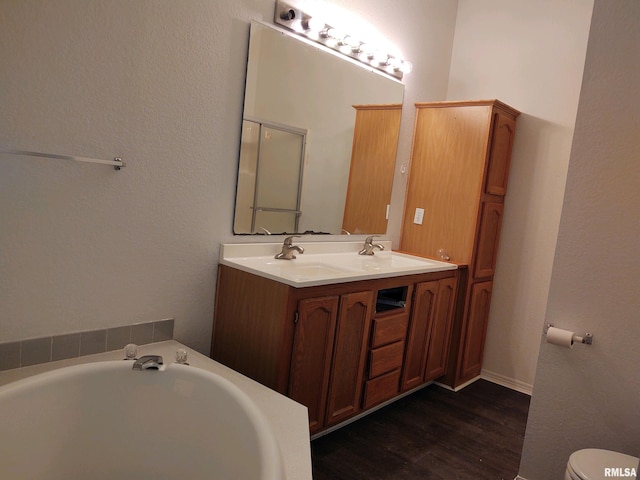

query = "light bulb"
387;56;401;69
337;35;354;53
400;60;413;74
326;27;342;41
359;42;374;57
304;16;326;33
290;19;304;33
371;50;388;65
377;54;391;66
351;43;363;54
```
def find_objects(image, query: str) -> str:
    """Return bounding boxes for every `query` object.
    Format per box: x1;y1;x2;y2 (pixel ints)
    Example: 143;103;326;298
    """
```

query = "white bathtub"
0;359;285;480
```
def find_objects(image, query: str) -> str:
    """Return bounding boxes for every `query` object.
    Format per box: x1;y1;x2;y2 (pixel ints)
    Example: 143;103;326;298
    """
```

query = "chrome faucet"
275;235;304;260
359;236;385;256
132;355;163;370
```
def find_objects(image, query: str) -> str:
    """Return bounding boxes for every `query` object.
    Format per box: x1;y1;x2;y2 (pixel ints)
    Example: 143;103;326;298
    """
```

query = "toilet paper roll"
546;326;575;348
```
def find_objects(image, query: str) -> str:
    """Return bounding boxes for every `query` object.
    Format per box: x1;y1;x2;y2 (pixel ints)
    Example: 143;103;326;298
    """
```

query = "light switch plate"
414;208;425;225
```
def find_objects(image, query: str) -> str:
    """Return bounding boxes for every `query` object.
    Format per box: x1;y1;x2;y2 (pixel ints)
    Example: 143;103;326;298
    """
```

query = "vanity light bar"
274;0;412;80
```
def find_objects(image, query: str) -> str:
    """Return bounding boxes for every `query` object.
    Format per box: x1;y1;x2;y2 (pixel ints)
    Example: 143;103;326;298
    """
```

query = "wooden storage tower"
400;100;519;388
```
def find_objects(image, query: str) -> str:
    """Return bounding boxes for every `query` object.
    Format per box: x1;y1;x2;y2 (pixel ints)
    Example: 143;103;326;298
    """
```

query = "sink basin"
339;253;444;272
220;242;457;287
278;263;351;277
230;257;357;282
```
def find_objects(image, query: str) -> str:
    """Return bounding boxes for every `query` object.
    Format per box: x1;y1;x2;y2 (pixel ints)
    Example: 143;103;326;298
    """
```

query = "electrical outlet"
413;208;425;225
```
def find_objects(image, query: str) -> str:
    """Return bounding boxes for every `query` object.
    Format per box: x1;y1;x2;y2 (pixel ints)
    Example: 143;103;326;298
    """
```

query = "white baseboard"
481;369;533;395
434;375;481;392
310;382;432;440
514;475;528;480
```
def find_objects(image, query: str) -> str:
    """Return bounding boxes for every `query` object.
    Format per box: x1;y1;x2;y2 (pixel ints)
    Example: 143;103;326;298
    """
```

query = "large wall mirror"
233;21;405;235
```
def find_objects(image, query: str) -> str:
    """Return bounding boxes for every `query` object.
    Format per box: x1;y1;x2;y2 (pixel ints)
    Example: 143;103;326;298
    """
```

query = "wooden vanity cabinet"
211;265;458;434
400;100;519;389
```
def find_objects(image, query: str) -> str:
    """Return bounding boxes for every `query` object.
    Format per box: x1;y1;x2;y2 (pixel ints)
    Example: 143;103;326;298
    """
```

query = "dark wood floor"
311;380;530;480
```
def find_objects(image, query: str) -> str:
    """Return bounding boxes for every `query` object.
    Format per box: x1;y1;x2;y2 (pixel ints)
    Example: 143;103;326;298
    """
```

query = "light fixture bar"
274;0;412;80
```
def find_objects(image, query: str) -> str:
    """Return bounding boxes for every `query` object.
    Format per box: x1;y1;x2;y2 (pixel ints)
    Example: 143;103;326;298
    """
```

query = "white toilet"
565;448;638;480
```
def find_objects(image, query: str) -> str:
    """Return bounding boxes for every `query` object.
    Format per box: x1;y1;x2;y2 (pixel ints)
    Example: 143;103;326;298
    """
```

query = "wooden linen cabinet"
400;100;519;388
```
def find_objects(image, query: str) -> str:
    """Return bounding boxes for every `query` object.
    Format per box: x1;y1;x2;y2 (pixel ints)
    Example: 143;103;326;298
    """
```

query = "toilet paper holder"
544;324;593;345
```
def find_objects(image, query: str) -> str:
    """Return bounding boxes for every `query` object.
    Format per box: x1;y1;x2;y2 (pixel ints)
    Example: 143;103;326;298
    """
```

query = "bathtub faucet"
132;355;164;370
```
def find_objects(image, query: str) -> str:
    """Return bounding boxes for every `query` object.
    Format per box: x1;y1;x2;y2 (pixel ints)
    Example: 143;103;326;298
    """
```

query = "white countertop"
0;340;313;480
220;241;457;287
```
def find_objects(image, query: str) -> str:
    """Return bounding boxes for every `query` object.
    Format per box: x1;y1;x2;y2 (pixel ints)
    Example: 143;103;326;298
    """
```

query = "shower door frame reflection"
237;118;307;234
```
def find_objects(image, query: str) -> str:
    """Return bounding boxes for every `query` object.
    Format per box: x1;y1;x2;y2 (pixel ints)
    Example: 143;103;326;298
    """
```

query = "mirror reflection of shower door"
250;120;306;234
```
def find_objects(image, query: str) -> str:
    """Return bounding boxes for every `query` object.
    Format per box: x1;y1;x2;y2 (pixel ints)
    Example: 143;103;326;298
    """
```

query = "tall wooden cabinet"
400;100;519;388
342;104;402;234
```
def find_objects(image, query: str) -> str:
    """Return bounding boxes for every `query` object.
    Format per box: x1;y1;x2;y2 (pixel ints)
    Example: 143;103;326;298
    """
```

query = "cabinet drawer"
369;341;404;378
363;370;401;410
371;314;408;348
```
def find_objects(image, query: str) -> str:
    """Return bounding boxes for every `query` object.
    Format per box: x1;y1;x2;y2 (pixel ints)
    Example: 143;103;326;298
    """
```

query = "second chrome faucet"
275;236;305;260
359;236;385;255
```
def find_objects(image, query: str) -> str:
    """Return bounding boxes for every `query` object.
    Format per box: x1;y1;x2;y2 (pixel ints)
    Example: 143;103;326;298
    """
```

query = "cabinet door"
485;112;516;196
288;296;339;434
473;202;504;279
458;281;493;382
401;281;438;391
325;291;374;426
424;277;458;381
400;104;491;264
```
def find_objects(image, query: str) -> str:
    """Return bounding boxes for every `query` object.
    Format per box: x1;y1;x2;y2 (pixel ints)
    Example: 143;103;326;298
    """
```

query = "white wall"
518;0;640;477
446;0;594;390
0;0;458;353
4;3;637;474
